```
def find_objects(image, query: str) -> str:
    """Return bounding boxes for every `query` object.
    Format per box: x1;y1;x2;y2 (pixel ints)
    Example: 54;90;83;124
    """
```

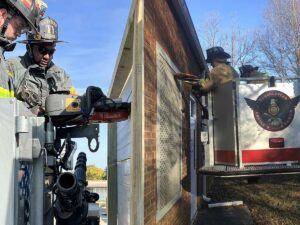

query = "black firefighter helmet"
0;0;47;34
206;46;231;63
20;16;63;44
239;65;259;77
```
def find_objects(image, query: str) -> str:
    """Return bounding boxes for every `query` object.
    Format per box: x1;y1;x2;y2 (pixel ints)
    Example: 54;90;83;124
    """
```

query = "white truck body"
0;98;47;225
202;77;300;175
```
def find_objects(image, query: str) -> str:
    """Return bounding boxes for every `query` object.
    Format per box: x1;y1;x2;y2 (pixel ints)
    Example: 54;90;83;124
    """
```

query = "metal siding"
117;77;132;224
117;160;131;225
156;43;182;221
117;77;132;162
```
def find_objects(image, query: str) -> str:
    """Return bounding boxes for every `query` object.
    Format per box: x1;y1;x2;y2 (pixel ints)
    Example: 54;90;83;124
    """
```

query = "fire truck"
199;76;300;177
0;86;130;225
2;76;300;224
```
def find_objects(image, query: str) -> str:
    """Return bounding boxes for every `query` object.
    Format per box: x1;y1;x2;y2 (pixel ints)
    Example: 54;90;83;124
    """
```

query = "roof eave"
169;0;208;75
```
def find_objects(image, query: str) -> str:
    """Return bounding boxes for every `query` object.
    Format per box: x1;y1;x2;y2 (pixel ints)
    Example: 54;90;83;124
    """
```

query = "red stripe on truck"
242;148;300;163
215;150;236;164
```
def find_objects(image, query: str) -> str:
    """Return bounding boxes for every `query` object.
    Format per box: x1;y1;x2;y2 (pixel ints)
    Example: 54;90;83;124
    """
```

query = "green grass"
206;175;300;225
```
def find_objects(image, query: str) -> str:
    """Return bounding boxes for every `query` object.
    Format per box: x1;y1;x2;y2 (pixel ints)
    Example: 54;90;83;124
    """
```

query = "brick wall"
144;0;204;224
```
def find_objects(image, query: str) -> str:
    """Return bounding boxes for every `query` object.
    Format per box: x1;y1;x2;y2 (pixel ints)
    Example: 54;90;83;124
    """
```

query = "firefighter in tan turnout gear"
198;46;239;92
8;16;77;115
0;0;42;98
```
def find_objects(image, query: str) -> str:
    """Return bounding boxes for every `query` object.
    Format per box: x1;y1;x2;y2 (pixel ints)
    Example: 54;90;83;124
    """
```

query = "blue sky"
187;0;268;30
5;0;269;168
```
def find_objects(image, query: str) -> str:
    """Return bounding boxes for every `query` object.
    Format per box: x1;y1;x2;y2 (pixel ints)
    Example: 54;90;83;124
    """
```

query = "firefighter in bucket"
198;46;239;93
174;46;239;93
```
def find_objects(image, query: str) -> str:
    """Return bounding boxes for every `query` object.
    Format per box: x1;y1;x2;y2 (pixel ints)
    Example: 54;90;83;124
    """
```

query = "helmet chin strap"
27;43;34;58
27;43;40;65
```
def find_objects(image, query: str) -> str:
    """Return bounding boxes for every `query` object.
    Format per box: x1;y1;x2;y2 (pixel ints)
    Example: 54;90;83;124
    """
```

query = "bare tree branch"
199;13;259;70
257;0;300;76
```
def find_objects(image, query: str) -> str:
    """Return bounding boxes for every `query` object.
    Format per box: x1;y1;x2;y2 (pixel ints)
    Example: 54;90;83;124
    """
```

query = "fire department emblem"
244;91;300;131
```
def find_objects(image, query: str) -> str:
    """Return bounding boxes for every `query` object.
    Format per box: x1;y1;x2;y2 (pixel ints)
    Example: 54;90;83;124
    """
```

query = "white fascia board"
108;0;137;98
